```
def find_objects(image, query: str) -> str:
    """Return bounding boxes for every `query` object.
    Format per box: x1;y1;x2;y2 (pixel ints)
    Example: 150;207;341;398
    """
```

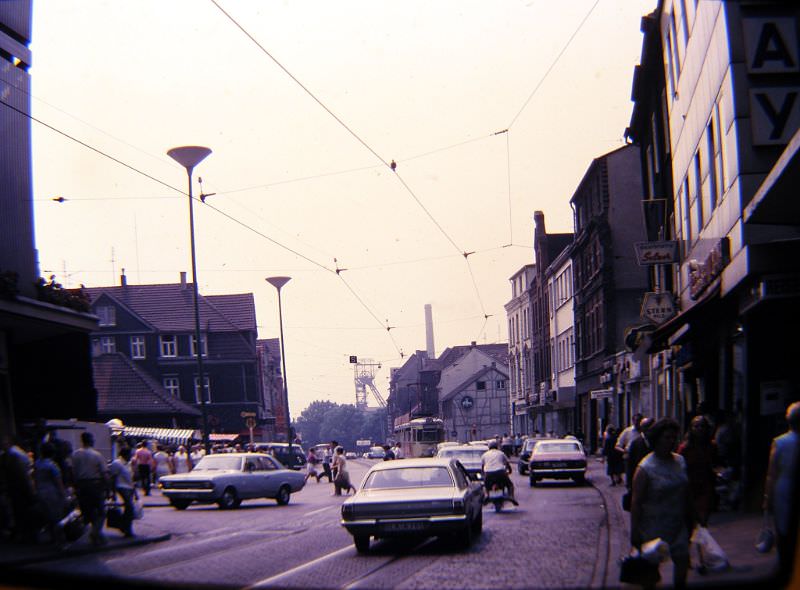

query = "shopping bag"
755;512;775;553
691;526;729;572
620;552;660;586
132;496;144;520
58;508;86;542
621;491;631;512
641;538;670;564
106;504;125;530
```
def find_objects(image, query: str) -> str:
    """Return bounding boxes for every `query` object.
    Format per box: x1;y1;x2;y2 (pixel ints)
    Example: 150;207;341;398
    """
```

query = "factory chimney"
425;304;435;359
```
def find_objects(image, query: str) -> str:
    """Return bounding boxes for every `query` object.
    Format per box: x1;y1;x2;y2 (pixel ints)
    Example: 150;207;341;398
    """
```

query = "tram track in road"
585;476;613;589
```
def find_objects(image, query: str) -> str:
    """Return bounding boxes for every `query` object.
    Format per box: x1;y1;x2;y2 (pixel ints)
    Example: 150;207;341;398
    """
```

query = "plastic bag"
691;526;729;572
132;496;144;520
641;538;670;564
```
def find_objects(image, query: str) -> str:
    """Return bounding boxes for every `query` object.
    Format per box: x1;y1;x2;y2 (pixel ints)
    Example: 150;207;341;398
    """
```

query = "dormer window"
160;335;177;357
97;305;116;327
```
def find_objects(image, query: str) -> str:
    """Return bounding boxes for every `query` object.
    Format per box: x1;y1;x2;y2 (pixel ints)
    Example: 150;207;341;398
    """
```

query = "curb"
2;533;172;569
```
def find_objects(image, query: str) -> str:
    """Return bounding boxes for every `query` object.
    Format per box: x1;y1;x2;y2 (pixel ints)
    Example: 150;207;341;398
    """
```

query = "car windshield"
524;440;537;452
363;466;454;489
192;455;243;471
437;448;485;461
535;442;581;454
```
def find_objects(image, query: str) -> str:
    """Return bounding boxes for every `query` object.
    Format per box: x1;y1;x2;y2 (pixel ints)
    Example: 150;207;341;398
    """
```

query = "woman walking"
677;415;717;528
332;447;355;495
630;418;690;589
304;447;321;484
172;445;192;474
153;445;173;484
602;425;624;486
109;447;137;538
33;442;68;544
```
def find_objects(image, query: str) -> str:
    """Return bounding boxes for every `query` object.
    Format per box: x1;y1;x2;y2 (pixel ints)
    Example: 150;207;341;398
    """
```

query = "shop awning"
208;433;239;442
122;427;196;446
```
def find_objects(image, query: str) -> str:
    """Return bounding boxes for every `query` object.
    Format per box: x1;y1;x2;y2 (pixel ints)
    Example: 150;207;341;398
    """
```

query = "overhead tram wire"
507;0;600;130
7;101;411;355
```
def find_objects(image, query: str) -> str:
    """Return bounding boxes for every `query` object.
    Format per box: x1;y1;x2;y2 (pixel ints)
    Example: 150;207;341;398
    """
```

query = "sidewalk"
588;456;780;588
0;491;171;570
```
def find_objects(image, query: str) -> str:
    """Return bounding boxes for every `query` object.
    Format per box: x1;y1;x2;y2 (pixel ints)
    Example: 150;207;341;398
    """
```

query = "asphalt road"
19;458;612;589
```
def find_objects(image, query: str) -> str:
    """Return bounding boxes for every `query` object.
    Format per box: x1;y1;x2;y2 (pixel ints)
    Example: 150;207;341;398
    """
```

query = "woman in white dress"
172;445;192;474
153;445;173;482
332;446;355;495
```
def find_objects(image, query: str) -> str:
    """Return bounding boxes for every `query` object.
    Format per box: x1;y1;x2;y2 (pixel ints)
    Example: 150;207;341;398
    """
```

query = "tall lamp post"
266;276;292;455
167;146;212;454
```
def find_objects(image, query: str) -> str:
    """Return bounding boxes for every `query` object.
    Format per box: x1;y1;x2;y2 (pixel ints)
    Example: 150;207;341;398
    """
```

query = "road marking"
303;506;334;517
246;544;353;588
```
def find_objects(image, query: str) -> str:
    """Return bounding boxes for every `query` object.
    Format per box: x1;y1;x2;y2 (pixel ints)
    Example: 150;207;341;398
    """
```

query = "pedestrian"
33;442;68;544
304;447;320;484
0;435;40;542
382;445;395;461
190;445;204;469
763;401;800;587
109;446;136;537
153;445;173;483
677;415;717;528
629;417;690;589
393;442;404;460
602;425;624;486
319;445;333;483
328;441;339;484
71;432;109;546
501;433;513;457
173;445;192;474
616;413;645;486
332;446;355;495
132;441;154;496
626;417;653;492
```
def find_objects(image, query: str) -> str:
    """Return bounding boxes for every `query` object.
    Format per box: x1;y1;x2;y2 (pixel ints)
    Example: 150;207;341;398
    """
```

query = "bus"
394;417;445;458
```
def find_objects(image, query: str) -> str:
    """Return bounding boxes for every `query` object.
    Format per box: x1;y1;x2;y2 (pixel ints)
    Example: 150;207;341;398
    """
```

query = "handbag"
620;552;661;586
621;491;631;512
755;512;775;553
106;503;125;530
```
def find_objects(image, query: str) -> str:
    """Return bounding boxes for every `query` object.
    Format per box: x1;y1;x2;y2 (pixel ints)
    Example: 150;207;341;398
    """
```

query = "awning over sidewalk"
122;426;196;446
208;433;239;442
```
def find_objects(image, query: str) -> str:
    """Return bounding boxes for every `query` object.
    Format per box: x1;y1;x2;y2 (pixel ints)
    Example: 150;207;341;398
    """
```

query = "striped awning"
209;433;239;442
122;427;197;446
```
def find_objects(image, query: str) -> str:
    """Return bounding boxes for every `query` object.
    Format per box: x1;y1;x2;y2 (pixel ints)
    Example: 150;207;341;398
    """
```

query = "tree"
295;400;338;446
319;404;365;451
361;408;389;447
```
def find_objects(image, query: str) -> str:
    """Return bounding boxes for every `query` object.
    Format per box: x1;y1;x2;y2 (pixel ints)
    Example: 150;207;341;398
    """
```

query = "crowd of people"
598;403;799;588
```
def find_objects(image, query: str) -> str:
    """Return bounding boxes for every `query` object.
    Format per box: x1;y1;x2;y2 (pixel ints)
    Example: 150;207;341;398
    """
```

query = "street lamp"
167;145;212;454
266;276;292;455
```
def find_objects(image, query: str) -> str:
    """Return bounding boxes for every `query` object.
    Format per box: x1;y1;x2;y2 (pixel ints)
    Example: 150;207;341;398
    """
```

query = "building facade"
570;145;649;452
85;273;265;435
505;264;534;436
628;0;800;507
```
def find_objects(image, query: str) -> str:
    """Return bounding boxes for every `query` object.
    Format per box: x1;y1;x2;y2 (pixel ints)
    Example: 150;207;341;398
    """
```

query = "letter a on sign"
743;18;799;74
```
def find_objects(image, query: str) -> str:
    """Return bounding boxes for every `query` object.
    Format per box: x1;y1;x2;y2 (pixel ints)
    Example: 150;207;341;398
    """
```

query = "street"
15;458;612;589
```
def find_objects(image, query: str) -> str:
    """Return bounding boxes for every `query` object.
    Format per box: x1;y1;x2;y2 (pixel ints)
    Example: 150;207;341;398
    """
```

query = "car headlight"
161;481;172;489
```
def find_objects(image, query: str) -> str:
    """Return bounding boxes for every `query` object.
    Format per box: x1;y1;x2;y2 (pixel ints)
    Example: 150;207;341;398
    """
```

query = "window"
97;305;116;327
694;152;704;229
160;335;177;357
194;376;211;404
100;336;115;354
130;336;146;359
476;381;486;391
496;380;506;390
707;121;719;213
163;377;180;398
191;334;208;357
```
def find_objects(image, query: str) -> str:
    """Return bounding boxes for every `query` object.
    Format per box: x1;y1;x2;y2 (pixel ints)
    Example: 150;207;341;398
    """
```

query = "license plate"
383;521;426;532
551;462;567;468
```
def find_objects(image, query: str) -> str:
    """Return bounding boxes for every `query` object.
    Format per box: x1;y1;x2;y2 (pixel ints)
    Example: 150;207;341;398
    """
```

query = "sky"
29;0;657;418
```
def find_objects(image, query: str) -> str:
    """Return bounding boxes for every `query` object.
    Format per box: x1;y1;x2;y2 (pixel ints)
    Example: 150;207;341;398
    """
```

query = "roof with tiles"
92;353;201;416
431;343;508;370
84;282;256;333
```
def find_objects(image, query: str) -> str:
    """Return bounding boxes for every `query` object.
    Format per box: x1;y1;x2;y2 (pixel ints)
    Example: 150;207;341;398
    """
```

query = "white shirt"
393;445;403;459
481;448;508;473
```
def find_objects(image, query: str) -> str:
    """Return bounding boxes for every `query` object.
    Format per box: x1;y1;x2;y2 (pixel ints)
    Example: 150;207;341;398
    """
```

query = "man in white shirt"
481;440;518;505
393;442;403;460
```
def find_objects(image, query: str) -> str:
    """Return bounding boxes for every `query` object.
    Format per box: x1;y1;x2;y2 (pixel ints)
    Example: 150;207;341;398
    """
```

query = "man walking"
132;442;154;496
72;432;109;546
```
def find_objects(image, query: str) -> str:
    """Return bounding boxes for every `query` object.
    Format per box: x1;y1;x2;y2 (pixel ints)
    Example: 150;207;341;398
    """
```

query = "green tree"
295;400;338;446
361;408;389;447
319;404;365;451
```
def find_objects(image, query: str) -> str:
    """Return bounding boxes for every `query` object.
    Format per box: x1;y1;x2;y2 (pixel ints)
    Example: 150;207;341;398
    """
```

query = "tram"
394;417;445;458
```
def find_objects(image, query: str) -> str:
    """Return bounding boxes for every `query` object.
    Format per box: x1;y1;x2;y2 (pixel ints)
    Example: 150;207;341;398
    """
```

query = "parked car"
340;457;484;553
517;437;557;475
435;444;488;480
345;451;357;459
252;442;307;470
363;446;385;459
528;439;587;486
160;452;306;510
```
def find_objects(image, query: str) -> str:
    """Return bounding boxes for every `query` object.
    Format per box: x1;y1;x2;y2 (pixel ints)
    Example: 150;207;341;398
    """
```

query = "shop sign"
689;238;730;300
634;241;679;265
356;439;371;447
641;292;677;324
590;388;614;400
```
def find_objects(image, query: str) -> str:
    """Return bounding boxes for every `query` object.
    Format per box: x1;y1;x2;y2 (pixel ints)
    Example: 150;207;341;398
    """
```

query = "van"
252;442;306;470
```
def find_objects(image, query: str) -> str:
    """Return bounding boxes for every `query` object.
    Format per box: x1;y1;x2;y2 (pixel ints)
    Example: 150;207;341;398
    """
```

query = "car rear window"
437;449;485;461
193;456;243;471
535;442;581;453
363;466;454;489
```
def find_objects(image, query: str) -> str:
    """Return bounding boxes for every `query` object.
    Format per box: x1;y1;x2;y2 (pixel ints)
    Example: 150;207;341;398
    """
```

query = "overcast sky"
30;0;656;418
